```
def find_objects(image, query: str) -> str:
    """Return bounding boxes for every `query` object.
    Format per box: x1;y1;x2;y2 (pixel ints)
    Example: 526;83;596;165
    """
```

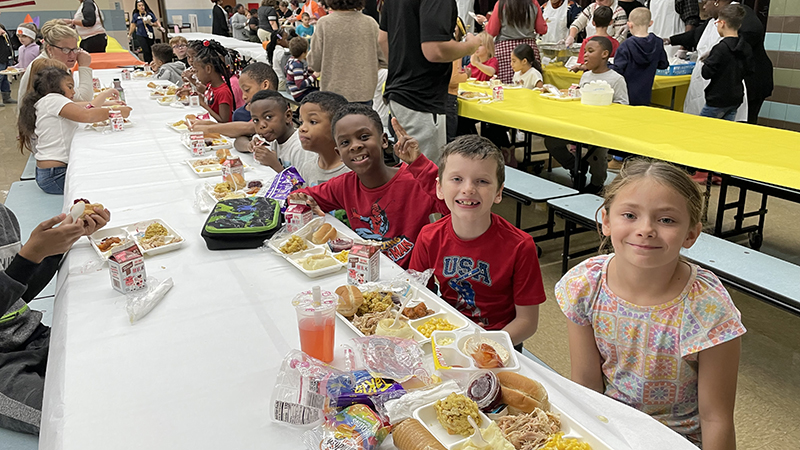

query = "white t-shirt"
298;156;351;187
512;67;543;89
272;130;315;170
34;93;78;164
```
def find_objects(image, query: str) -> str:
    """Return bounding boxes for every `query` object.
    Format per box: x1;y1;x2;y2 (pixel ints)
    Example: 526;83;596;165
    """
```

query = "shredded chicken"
351;310;394;336
497;409;562;450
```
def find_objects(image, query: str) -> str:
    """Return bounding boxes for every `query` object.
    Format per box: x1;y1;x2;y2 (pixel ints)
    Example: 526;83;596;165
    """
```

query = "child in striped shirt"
285;37;318;101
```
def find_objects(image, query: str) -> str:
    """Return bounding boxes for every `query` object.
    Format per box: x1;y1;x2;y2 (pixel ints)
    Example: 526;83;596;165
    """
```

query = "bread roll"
204;132;222;139
497;371;550;414
70;201;104;220
392;419;446;450
311;223;337;245
335;285;363;318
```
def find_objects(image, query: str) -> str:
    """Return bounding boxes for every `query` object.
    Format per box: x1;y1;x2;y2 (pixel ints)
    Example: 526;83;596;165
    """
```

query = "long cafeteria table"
457;83;800;191
171;32;269;64
39;68;697;450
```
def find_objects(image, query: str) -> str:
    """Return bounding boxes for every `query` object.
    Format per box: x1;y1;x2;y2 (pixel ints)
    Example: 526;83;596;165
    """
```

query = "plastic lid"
292;285;337;312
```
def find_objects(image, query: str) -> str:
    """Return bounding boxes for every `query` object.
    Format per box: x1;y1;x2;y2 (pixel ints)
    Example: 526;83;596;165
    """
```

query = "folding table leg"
715;176;729;235
562;219;573;275
516;201;523;229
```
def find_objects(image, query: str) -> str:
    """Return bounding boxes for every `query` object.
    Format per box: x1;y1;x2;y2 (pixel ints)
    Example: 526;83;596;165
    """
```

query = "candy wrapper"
270;350;355;429
336;370;405;409
126;277;173;323
352;336;430;384
302;404;389;450
264;166;305;213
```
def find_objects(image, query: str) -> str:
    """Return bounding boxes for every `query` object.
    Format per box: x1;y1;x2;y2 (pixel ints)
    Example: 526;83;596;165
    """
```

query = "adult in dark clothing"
379;0;480;161
211;0;230;36
67;0;107;53
667;0;772;124
0;204;109;434
257;0;280;63
129;0;163;63
0;25;15;106
363;0;379;23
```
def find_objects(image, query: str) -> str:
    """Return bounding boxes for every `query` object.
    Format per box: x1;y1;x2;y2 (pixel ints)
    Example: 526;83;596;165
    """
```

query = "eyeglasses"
172;44;187;49
49;44;80;55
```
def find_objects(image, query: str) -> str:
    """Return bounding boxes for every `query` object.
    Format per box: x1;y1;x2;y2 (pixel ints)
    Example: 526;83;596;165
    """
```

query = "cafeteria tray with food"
268;218;349;278
89;219;184;259
185;154;252;177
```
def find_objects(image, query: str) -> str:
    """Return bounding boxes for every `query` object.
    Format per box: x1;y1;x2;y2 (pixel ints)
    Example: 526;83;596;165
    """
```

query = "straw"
312;285;322;327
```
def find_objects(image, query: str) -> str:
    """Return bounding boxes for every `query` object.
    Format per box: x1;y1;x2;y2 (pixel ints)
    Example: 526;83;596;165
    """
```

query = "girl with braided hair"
189;39;236;122
181;40;246;119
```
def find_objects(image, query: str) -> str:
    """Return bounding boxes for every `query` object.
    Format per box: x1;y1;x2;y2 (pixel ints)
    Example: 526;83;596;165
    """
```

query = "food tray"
146;80;174;90
181;135;233;152
430;329;519;374
412;398;612;450
157;95;177;106
201;179;268;202
413;399;493;450
336;290;468;347
89;218;184;259
0;68;23;75
86;119;134;131
267;218;348;278
167;119;189;132
185;157;252;177
540;93;580;101
467;80;491;88
132;71;154;79
457;90;490;101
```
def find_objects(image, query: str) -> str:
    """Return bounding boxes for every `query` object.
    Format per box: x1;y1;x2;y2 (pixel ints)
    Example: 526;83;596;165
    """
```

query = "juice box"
347;244;380;285
285;199;312;233
109;242;146;294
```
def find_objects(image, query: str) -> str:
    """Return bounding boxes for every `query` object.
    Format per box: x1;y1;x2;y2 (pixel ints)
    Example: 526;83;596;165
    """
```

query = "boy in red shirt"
288;104;448;268
575;6;618;66
408;135;545;346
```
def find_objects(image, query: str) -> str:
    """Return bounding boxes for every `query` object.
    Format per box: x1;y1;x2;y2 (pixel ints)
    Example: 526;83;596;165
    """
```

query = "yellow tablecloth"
542;64;690;111
457;84;800;191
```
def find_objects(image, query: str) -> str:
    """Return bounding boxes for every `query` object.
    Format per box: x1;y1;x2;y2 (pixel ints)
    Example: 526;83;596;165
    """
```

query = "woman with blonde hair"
17;19;94;109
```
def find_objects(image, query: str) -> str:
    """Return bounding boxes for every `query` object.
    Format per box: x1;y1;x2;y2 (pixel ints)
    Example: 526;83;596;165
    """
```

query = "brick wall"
760;0;800;131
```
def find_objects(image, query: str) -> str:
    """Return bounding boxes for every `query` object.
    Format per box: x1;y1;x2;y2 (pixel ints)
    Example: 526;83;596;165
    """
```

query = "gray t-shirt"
272;130;315;172
580;69;630;105
298;157;351;187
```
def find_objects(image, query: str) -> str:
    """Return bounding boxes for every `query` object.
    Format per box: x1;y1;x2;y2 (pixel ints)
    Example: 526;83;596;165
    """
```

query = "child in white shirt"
17;64;131;194
510;44;543;89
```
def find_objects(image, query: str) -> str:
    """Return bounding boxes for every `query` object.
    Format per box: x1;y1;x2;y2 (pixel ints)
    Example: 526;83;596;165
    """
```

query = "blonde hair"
598;158;703;252
628;7;651;27
18;22;38;34
40;19;78;49
477;32;495;58
24;58;70;97
169;35;188;46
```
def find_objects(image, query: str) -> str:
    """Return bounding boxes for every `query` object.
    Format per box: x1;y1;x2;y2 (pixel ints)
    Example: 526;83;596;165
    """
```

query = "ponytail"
193;39;242;110
18;67;71;153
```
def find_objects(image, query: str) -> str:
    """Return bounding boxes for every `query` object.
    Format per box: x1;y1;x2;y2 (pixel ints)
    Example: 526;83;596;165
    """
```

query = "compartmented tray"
181;134;234;152
185;157;252;177
267;218;348;278
336;288;468;346
413;399;493;450
430;329;519;374
457;90;490;101
200;179;268;202
89;218;184;259
85;118;134;131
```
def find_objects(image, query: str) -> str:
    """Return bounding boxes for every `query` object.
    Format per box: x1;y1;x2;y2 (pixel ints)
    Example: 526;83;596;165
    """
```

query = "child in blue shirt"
610;8;668;106
295;12;314;38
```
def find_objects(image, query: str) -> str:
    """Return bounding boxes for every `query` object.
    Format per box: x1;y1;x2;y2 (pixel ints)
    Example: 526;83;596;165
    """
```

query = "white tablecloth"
39;69;697;450
170;32;269;64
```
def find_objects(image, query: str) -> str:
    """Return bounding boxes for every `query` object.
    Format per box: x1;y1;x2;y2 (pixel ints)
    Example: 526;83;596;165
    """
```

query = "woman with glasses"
17;20;94;110
64;0;107;53
130;0;164;63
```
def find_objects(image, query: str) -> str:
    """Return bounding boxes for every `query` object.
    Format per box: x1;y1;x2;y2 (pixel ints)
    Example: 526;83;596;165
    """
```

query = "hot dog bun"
392;419;446;450
497;371;550;414
70;200;104;220
335;285;363;318
311;223;337;245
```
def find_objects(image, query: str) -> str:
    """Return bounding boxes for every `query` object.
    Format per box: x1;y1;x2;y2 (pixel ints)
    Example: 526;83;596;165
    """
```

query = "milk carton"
187;131;206;156
347;244;380;285
285;200;312;233
109;242;146;294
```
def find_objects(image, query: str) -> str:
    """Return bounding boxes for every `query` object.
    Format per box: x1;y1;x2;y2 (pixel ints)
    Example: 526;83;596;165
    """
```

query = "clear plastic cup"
292;286;337;363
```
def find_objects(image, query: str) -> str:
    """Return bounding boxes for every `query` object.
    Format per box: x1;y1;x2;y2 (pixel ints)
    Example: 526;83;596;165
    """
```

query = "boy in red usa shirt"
408;135;546;347
288;103;449;268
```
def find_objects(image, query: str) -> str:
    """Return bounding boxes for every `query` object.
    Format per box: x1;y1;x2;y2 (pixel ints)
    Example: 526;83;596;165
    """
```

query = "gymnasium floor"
1;84;798;449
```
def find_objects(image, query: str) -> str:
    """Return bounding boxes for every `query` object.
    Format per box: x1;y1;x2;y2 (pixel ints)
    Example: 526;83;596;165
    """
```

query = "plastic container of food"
89;219;184;259
430;329;519;374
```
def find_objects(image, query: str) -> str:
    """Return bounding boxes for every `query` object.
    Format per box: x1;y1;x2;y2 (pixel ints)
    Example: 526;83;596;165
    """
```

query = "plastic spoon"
467;416;488;448
390;290;414;329
469;326;482;354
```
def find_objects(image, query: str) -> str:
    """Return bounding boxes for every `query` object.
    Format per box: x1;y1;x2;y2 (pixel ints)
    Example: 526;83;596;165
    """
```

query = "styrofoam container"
430;329;519;374
283;247;347;278
412;399;492;450
167;120;189;132
411;312;469;343
181;136;233;152
89;219;184;259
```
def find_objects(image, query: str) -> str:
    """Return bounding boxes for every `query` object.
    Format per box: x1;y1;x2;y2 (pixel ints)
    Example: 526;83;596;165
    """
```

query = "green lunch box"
201;197;283;250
